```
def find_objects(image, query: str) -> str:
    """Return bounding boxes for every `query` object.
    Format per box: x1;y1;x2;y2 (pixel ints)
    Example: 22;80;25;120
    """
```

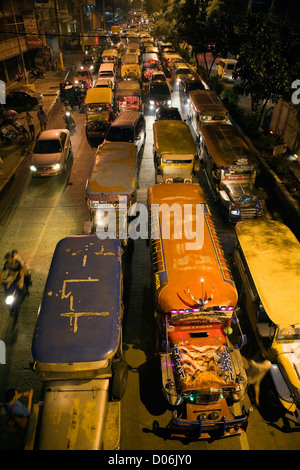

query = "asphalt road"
0;72;299;452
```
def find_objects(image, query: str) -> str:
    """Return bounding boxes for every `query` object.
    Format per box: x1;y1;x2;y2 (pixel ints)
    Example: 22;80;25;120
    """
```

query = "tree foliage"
150;0;300;123
234;13;300;122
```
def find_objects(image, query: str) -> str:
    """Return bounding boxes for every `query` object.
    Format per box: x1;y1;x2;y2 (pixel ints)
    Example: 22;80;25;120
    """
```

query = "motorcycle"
0;118;30;145
28;68;45;79
0;127;18;145
4;272;31;315
64;110;76;132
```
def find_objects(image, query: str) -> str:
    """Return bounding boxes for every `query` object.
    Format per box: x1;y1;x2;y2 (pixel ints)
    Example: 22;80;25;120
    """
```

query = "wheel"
112;360;128;400
259;372;285;422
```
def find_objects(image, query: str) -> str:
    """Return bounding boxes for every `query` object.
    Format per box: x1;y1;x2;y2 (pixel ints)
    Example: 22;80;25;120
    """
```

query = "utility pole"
54;0;64;70
79;0;85;52
9;0;29;85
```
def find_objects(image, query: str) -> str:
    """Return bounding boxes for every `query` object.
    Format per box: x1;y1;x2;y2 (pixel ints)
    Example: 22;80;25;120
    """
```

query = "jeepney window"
86;104;111;112
276;325;300;341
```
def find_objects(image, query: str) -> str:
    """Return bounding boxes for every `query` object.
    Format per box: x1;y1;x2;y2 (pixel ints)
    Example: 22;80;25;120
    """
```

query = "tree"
234;13;300;124
176;0;239;77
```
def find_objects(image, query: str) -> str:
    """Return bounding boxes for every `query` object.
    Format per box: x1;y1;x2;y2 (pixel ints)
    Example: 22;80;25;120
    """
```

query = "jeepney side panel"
200;138;220;197
233;242;259;336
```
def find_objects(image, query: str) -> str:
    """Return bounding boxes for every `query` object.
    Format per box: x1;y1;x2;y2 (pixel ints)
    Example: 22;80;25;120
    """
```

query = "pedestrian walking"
37;106;47;132
25;111;35;141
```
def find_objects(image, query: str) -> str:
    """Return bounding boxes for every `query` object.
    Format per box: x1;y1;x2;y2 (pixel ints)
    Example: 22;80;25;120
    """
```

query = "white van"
98;63;116;88
216;59;237;80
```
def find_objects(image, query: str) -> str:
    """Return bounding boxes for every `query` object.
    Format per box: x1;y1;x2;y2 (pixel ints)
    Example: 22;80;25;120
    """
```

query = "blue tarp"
32;236;122;364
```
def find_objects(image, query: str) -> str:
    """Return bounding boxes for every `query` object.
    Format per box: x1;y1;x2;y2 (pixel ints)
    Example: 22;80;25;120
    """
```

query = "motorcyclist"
0;250;28;290
64;100;72;113
63;101;75;129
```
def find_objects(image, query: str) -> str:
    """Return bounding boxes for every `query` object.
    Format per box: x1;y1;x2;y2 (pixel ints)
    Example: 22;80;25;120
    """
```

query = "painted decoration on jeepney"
204;210;234;285
150;204;168;290
173;344;235;393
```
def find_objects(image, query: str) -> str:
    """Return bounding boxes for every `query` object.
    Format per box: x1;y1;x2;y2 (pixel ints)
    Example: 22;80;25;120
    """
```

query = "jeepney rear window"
162;159;192;164
86;104;111;112
106;126;134;142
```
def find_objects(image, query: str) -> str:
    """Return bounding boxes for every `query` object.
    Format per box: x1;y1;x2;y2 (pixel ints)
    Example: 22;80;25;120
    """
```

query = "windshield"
177;69;191;75
186;82;205;92
162;159;192;164
33;139;61;154
106;127;134;142
276;325;300;341
224;166;255;177
75;70;89;77
150;83;169;94
99;71;114;77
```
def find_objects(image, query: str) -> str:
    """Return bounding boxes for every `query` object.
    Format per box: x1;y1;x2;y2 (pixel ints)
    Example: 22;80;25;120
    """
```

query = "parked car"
155;106;182;121
30;129;72;176
179;78;206;104
144;81;172;113
5;90;43;110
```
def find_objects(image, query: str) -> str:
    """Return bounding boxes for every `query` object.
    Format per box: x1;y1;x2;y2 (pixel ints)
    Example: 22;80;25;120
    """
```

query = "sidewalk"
0;52;82;193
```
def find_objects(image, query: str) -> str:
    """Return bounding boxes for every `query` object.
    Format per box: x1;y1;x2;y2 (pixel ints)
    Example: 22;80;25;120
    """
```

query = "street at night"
0;0;300;455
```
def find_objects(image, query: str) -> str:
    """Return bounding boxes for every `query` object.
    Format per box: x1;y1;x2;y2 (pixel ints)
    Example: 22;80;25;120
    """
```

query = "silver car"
30;129;72;176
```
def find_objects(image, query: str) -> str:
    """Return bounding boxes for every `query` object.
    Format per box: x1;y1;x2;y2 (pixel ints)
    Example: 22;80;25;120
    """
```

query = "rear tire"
112;360;128;400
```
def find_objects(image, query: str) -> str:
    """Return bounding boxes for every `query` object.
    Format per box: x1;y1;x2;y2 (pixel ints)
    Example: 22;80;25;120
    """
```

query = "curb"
0;88;61;193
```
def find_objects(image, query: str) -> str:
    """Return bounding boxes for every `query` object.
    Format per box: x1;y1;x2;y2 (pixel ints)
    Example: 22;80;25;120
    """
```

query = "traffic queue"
19;21;300;450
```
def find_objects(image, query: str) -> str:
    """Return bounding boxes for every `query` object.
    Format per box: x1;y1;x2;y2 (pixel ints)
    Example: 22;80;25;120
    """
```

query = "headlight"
167;100;172;106
149;100;154;106
230;209;240;216
90;65;94;70
75;80;79;84
5;295;15;306
53;163;61;170
30;165;37;172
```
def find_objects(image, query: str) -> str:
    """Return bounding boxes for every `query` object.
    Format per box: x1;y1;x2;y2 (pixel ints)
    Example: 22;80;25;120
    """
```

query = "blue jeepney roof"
32;236;122;365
